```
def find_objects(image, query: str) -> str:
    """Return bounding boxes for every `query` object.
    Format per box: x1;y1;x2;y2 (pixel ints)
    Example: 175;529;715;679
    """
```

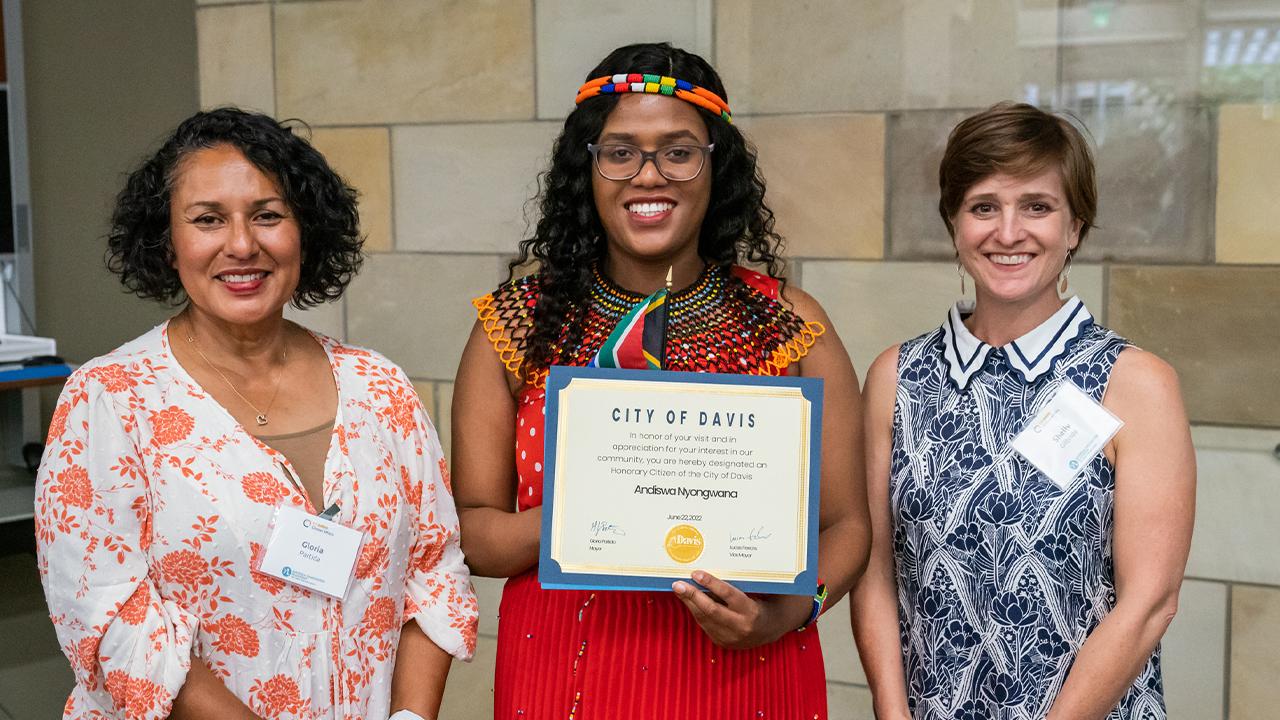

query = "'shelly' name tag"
1011;382;1123;489
257;505;363;599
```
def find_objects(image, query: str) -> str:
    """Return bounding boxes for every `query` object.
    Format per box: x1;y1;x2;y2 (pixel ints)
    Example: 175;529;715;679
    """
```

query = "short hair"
938;102;1097;252
107;107;362;307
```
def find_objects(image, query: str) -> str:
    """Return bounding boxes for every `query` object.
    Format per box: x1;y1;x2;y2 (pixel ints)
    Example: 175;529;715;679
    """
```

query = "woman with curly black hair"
36;108;476;720
453;43;870;718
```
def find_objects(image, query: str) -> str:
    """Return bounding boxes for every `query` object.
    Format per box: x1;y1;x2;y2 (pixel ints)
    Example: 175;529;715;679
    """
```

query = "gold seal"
664;524;705;564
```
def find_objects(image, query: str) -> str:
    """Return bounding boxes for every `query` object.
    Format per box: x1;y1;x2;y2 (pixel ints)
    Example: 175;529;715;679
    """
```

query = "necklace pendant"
255;414;268;426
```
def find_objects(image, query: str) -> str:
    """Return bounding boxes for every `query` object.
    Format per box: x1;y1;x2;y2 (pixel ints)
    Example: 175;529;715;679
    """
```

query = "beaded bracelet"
575;73;734;123
799;579;828;630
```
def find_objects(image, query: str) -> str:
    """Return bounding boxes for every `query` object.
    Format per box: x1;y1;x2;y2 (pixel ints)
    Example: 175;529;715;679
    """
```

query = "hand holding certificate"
539;366;823;595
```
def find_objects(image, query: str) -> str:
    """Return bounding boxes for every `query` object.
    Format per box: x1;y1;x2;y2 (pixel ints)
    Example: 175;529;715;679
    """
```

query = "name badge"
1011;382;1123;489
257;505;364;599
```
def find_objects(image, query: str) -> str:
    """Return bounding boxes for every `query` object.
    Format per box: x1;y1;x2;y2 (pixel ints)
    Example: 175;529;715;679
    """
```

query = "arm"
389;621;453;719
452;320;541;577
849;345;912;719
673;290;871;647
170;658;261;719
393;363;477;703
36;372;256;719
1046;349;1196;719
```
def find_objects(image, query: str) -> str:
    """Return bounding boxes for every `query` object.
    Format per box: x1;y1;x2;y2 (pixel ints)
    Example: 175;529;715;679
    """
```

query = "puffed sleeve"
35;369;199;719
398;369;478;661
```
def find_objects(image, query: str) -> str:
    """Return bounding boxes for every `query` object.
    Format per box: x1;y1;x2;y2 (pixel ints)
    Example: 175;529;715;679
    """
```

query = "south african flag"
588;287;669;370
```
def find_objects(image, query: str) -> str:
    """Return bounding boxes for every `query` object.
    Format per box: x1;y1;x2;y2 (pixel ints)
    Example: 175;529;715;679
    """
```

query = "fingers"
691;570;752;614
672;580;727;625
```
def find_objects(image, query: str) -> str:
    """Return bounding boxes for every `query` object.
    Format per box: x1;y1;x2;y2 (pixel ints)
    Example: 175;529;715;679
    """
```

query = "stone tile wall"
197;1;1280;716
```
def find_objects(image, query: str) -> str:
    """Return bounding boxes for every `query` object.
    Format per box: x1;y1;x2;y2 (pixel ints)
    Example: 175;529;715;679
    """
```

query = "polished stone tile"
1184;444;1280;586
345;253;507;382
1200;19;1280;104
438;635;496;718
1108;266;1280;426
1216;104;1280;263
1058;1;1202;102
284;298;344;341
887;104;1215;263
716;0;1057;115
817;596;865;685
310;127;392;253
827;681;875;720
392;122;559;255
1191;424;1280;453
1160;579;1227;720
274;0;533;125
798;260;1103;381
196;3;275;113
411;380;436;424
533;0;712;119
435;381;454;463
738;114;884;260
1230;585;1280;719
471;575;503;639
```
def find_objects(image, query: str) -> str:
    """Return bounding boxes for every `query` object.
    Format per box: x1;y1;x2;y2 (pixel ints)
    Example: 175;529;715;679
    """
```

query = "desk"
0;365;72;523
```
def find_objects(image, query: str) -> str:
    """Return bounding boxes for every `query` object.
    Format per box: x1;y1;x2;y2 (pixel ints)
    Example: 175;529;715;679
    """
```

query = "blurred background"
0;0;1276;717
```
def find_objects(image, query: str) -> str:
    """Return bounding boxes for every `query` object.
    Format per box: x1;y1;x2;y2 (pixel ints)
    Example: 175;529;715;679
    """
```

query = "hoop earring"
1059;253;1073;295
957;260;966;296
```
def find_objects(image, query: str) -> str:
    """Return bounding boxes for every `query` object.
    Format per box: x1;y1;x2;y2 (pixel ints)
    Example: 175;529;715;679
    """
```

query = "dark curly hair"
106;107;362;307
510;42;785;378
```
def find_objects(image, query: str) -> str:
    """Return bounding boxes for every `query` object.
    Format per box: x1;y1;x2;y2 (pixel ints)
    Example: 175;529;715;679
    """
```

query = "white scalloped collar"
940;296;1093;389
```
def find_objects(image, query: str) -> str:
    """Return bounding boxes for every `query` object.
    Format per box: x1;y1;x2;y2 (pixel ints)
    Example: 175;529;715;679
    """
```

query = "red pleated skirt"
493;570;828;719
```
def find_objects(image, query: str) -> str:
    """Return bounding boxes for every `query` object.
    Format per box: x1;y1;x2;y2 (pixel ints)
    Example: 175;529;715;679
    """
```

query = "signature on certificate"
730;526;773;543
590;520;627;537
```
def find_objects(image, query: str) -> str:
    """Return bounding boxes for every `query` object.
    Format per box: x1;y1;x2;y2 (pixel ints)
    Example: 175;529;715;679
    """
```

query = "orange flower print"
241;472;287;505
354;538;388;579
46;400;71;442
116;584;151;625
87;363;139;393
438;457;452;494
208;614;260;657
249;542;286;595
159;549;211;593
104;670;169;719
250;674;305;719
361;596;399;636
379;386;418;439
148;405;195;445
75;636;100;675
52;465;93;509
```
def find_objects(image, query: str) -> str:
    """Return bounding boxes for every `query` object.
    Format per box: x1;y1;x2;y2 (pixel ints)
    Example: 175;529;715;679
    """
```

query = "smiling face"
591;93;712;271
169;144;301;328
952;167;1082;311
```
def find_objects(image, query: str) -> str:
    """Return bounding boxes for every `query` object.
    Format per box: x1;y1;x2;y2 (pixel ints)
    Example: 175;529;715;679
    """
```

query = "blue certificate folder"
539;366;823;595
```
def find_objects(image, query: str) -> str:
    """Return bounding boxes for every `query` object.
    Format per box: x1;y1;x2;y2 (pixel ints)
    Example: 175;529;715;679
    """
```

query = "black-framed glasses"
587;143;714;182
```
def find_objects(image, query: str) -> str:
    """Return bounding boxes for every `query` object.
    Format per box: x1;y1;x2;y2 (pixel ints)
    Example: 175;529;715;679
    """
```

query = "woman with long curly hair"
36;108;476;720
453;43;870;718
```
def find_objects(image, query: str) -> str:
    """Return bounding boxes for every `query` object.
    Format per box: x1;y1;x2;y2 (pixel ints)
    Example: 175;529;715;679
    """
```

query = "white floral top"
35;322;477;720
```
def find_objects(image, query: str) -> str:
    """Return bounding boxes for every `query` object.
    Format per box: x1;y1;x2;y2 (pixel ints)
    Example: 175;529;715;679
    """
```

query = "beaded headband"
575;74;733;123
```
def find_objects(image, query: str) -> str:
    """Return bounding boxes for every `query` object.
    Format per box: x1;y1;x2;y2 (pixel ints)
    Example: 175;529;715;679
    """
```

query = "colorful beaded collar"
576;73;733;123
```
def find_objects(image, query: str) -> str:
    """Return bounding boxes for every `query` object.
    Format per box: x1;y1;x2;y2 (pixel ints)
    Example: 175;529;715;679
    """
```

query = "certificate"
539;366;822;595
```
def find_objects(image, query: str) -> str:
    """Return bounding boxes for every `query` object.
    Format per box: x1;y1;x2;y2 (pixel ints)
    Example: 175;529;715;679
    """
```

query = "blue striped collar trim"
940;296;1093;389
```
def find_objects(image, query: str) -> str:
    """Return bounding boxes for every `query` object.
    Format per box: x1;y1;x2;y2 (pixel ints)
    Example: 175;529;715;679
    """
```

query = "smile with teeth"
218;272;267;283
627;201;674;217
989;254;1032;266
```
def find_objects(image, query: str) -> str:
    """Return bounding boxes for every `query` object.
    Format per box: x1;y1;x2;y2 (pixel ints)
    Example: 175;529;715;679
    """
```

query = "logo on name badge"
282;566;293;578
665;524;704;564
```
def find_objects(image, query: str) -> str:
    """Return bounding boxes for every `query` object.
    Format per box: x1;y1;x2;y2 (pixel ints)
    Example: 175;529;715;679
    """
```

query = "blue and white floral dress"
890;297;1165;719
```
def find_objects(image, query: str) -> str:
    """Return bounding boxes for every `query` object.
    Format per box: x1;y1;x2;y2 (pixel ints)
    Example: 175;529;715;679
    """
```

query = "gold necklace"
183;318;288;427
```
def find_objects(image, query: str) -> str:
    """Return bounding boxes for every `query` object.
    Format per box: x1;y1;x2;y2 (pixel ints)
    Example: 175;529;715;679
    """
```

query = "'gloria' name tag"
1011;382;1123;489
257;505;363;599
